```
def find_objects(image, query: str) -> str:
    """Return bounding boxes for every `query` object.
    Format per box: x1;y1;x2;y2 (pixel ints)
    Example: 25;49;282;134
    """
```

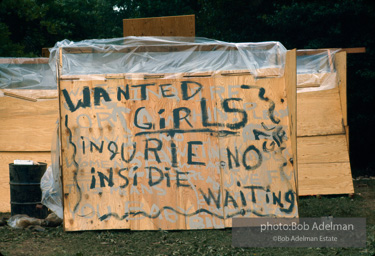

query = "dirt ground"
1;179;374;256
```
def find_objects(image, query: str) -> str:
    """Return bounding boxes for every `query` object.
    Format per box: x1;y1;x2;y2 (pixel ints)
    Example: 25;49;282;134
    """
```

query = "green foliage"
0;0;374;176
0;0;198;56
127;0;197;18
264;0;375;49
0;0;128;56
262;0;375;177
0;23;26;57
197;0;275;42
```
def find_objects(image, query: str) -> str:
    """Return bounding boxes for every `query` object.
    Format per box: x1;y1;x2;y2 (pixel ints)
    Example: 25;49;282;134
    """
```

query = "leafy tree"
0;0;50;56
0;0;198;56
0;0;374;176
0;0;133;56
0;23;26;56
264;0;375;176
197;0;375;176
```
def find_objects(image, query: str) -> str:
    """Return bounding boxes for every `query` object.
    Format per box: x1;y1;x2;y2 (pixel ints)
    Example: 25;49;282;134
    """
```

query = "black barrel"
9;162;48;218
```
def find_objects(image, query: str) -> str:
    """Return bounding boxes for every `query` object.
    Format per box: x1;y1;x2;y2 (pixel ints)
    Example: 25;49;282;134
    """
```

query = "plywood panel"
0;152;51;212
0;97;58;151
123;15;195;37
214;67;297;228
125;76;224;230
298;135;350;164
59;60;298;231
297;87;344;137
298;162;354;196
296;50;353;196
58;79;132;231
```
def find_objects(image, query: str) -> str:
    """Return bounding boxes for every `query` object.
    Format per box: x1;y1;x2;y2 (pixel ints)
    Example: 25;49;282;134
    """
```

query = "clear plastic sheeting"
41;120;63;219
49;37;287;79
297;49;341;93
0;58;57;90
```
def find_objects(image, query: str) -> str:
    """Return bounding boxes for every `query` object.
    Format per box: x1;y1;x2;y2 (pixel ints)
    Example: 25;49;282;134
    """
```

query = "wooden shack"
296;49;354;196
56;40;298;231
0;58;58;212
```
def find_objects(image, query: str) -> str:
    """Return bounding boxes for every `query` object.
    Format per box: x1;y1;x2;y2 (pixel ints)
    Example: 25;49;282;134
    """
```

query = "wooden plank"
59;68;298;231
296;49;353;197
3;91;37;102
127;76;224;230
58;68;284;82
0;58;49;64
123;15;195;37
297;87;344;136
297;135;349;164
285;50;298;192
298;162;354;196
214;57;298;227
341;47;366;54
0;96;58;118
297;73;336;88
296;47;366;56
297;49;331;56
336;51;347;127
0;97;58;151
0;152;51;212
1;89;58;99
58;79;131;231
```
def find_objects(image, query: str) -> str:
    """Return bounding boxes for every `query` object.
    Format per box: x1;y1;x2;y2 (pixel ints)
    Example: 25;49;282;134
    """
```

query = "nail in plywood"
123;15;195;37
58;51;297;231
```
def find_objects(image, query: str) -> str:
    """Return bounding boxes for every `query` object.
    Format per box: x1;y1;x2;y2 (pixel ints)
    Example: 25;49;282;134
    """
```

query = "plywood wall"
0;58;58;212
297;51;354;196
123;15;195;37
58;50;297;231
0;93;58;212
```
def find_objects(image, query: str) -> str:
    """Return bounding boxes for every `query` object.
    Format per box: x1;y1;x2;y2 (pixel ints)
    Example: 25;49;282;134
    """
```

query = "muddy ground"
1;179;374;256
